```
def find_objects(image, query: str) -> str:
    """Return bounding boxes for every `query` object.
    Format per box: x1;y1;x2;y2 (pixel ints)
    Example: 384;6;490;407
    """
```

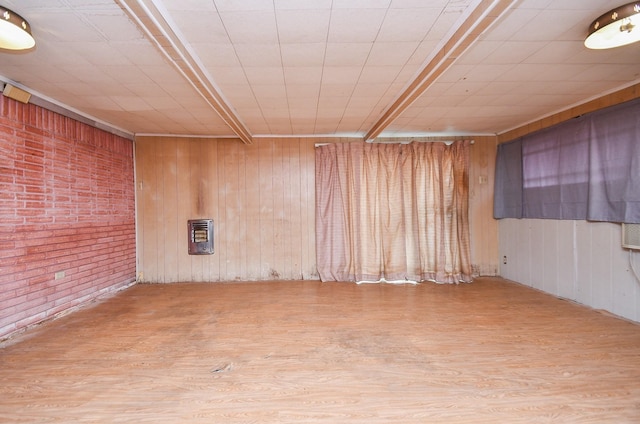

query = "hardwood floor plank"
1;278;639;423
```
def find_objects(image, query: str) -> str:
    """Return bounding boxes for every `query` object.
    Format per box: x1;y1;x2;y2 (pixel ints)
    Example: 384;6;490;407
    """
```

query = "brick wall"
0;95;136;339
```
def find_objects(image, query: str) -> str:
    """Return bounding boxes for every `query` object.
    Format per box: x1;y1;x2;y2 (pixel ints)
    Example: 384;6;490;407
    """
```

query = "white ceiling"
0;0;639;142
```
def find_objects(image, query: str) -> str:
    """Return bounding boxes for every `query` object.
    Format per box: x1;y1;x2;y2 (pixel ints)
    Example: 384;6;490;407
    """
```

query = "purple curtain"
494;139;522;219
494;98;640;224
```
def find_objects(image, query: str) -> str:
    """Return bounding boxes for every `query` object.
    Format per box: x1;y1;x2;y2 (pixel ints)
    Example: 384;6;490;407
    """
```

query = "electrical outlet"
503;256;507;265
54;271;65;280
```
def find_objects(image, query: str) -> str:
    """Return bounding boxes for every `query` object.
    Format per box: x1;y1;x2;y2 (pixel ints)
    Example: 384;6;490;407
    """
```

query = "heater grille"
622;223;640;250
192;222;209;242
188;219;214;255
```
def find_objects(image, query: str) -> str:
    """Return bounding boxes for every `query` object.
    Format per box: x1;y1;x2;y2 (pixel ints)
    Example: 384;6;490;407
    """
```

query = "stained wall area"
135;136;319;283
0;96;136;338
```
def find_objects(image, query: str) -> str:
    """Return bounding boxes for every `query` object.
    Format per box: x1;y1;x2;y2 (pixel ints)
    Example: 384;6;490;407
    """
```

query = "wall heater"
188;219;214;255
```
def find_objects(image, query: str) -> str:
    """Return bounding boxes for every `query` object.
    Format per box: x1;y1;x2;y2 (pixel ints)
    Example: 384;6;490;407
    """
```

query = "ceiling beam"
115;0;253;144
364;0;517;142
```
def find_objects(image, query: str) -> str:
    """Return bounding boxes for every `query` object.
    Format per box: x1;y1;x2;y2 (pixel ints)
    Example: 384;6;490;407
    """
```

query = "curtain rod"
315;139;475;147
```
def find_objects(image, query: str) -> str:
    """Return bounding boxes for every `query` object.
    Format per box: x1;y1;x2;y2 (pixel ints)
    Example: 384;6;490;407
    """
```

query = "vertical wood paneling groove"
542;220;557;295
290;139;303;279
280;140;291;279
271;140;283;279
467;137;498;276
163;138;179;283
223;141;232;280
191;140;205;281
207;142;220;281
135;136;497;284
499;218;639;323
259;139;275;278
245;143;261;280
575;220;590;306
196;139;206;280
238;142;248;280
155;140;165;283
136;137;322;282
142;139;157;282
222;140;238;280
176;140;191;282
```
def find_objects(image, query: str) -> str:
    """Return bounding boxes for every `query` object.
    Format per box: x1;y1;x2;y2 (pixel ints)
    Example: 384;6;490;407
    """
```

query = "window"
495;98;640;224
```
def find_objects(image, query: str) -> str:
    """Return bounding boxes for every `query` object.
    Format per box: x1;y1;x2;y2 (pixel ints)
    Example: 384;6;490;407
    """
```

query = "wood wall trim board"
497;82;640;143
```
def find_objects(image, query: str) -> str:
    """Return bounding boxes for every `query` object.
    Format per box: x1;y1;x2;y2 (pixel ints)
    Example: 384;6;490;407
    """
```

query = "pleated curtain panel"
494;97;640;223
315;141;472;284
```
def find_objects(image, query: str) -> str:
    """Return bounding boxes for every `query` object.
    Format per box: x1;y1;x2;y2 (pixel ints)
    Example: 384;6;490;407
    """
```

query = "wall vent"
2;83;31;104
622;223;640;250
188;219;214;255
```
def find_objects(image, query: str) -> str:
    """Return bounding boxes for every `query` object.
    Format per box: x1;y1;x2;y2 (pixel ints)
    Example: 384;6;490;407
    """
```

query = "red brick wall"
0;95;136;339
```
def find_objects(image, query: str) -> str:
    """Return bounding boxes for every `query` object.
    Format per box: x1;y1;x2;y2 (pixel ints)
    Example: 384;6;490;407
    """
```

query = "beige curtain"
315;141;472;283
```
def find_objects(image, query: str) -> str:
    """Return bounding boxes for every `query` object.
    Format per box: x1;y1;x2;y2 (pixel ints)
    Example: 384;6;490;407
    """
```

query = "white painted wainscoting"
498;219;640;323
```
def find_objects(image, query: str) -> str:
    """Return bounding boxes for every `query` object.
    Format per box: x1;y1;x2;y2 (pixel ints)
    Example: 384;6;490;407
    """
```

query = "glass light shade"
0;7;35;51
585;2;640;49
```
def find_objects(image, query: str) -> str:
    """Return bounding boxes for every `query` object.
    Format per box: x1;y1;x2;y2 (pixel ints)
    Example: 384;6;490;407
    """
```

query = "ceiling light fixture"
585;2;640;49
0;5;35;51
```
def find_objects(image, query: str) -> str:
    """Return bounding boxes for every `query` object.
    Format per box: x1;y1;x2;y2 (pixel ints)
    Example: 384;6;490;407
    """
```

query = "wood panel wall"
136;136;320;282
498;219;640;323
135;136;499;283
468;137;498;276
495;83;640;323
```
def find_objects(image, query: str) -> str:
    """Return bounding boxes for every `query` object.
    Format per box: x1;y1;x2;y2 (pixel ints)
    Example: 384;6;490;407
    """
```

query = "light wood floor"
1;277;640;423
